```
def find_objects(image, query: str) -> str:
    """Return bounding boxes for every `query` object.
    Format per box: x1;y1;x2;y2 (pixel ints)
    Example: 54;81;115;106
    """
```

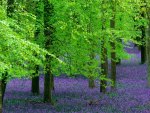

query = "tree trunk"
147;24;150;86
43;0;54;104
0;0;15;107
32;76;39;95
100;47;108;93
0;80;2;113
141;44;146;64
141;10;146;64
50;74;55;90
111;42;116;89
2;73;7;103
44;55;52;103
141;26;146;64
31;65;39;95
31;0;41;95
110;0;116;90
85;2;96;89
146;1;150;87
100;0;108;93
88;53;95;89
89;76;95;89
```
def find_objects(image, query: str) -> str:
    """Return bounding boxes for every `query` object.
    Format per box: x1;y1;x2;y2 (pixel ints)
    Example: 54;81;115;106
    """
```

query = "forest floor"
3;44;150;113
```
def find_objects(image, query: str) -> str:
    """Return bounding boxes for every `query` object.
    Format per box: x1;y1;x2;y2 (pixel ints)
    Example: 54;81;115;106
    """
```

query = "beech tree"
140;8;146;64
145;0;150;86
31;0;42;95
110;0;117;90
1;0;15;104
100;0;108;93
43;0;54;103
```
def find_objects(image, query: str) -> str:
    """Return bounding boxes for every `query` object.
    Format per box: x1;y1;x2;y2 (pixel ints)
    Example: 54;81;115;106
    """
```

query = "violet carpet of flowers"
3;45;150;113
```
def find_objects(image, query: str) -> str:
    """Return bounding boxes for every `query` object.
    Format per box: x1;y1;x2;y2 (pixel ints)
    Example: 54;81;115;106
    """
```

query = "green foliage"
1;0;148;82
0;5;58;80
48;0;146;80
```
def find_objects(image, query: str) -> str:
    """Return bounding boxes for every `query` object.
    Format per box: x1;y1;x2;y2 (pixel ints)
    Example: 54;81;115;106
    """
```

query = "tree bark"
110;0;117;90
89;76;95;89
0;0;15;107
100;0;108;93
44;55;52;103
31;66;39;95
100;47;108;93
145;1;150;87
31;1;41;95
141;44;146;64
0;80;2;113
32;76;39;95
141;10;146;64
43;0;54;104
88;53;95;89
2;73;7;103
111;42;116;89
85;3;96;89
50;74;55;90
147;23;150;86
141;26;146;64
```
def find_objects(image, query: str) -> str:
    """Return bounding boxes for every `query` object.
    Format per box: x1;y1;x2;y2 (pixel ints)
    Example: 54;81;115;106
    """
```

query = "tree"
100;0;108;93
85;0;96;89
145;0;150;86
31;0;42;95
1;0;15;105
140;10;146;64
0;80;2;113
43;0;54;104
32;65;40;95
110;0;117;90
